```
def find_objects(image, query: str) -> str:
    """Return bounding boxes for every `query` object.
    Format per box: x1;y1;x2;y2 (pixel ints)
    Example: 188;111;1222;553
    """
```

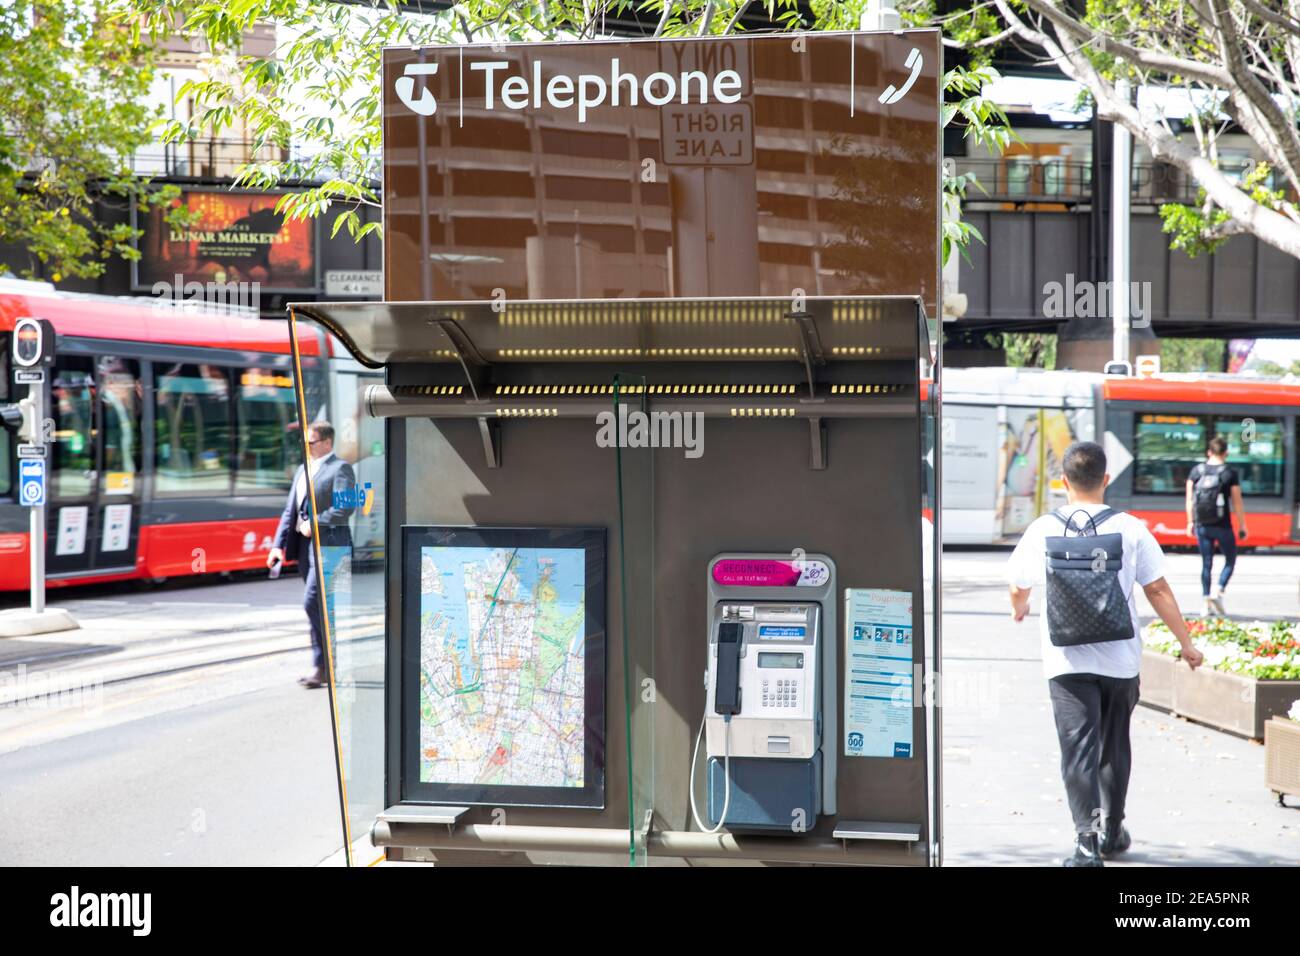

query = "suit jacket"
273;452;357;567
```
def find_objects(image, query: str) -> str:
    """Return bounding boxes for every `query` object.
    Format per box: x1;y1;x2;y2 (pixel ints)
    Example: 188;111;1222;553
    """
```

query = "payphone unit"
690;553;837;834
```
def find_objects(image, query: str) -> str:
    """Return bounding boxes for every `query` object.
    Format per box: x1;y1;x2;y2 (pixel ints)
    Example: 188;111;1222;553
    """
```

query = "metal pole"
30;386;45;615
1111;77;1132;365
370;820;923;865
30;505;44;614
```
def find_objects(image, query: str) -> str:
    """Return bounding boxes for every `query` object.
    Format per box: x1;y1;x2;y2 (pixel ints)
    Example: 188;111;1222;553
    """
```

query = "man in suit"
267;421;356;688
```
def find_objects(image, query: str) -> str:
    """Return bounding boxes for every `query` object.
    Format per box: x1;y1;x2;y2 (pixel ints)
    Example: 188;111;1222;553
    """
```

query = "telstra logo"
397;57;744;123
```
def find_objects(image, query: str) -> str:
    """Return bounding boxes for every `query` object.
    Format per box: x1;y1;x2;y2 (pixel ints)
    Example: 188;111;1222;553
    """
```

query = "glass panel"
98;356;142;497
920;312;940;865
325;358;388;864
1215;417;1283;496
50;357;96;499
154;363;234;496
289;318;387;866
612;372;655;866
1133;413;1204;494
235;366;301;494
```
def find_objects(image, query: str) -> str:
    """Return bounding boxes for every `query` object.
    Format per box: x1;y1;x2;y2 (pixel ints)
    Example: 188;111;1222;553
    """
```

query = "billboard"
133;190;319;293
382;31;940;310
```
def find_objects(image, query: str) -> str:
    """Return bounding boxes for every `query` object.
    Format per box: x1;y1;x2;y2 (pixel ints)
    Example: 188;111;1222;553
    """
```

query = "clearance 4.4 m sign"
382;32;940;305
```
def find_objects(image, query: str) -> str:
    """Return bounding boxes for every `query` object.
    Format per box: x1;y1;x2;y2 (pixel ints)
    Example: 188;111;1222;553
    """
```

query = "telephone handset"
713;621;743;716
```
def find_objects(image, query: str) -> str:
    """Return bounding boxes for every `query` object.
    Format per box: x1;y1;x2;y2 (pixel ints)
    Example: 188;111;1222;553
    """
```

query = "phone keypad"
762;678;799;709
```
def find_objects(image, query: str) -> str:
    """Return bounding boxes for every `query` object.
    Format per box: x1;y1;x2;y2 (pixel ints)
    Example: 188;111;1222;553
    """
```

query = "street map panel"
418;546;586;788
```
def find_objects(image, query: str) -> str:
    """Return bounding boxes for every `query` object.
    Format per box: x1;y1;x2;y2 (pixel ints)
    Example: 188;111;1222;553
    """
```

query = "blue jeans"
1196;524;1237;596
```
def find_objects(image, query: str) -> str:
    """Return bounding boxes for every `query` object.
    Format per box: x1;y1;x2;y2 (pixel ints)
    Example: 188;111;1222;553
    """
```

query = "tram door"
45;355;143;578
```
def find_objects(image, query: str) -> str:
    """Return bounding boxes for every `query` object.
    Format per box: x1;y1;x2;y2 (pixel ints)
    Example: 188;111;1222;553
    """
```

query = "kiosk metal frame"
289;293;940;866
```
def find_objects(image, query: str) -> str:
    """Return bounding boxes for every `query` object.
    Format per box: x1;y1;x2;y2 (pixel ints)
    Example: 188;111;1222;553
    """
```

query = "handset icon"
396;62;440;116
878;47;922;106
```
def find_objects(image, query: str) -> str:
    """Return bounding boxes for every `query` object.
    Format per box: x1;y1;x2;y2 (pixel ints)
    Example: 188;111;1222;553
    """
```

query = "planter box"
1139;649;1300;740
1139;649;1176;711
1264;718;1300;804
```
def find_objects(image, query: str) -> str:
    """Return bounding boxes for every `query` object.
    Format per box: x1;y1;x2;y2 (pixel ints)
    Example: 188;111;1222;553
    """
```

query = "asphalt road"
2;550;1297;868
0;576;346;866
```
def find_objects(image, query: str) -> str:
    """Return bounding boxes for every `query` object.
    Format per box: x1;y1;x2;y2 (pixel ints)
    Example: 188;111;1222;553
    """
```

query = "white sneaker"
1203;597;1216;618
1211;594;1226;616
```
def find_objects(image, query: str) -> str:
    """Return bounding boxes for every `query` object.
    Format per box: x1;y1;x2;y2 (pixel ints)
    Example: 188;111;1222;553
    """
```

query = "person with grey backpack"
1007;442;1203;867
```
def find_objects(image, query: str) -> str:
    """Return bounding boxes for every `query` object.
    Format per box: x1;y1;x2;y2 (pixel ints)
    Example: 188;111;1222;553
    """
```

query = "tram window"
235;367;301;493
1133;413;1205;494
154;363;233;496
1005;157;1033;196
1214;417;1283;496
50;357;97;499
0;343;8;495
98;357;142;497
0;428;10;497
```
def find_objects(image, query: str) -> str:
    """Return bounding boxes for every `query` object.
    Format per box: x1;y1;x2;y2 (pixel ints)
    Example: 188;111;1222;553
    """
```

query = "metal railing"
951;157;1203;205
131;138;302;180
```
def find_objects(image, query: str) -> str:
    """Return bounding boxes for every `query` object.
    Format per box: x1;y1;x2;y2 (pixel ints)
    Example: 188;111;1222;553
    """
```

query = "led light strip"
493;383;804;396
390;383;904;398
829;384;905;394
494;346;805;358
391;385;466;396
494;407;559;417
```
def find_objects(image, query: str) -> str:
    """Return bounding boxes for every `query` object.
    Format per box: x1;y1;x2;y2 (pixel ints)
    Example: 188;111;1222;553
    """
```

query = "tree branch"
949;25;1018;49
653;0;675;38
1238;0;1300;36
722;0;754;36
697;0;716;36
1206;0;1300;195
994;0;1300;260
1020;0;1232;87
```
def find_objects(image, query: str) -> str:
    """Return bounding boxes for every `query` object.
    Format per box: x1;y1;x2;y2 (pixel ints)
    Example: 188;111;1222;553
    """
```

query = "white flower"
1289;699;1300;723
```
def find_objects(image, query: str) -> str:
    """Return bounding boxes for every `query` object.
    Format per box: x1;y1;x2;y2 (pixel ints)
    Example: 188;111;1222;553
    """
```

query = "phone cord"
689;715;731;834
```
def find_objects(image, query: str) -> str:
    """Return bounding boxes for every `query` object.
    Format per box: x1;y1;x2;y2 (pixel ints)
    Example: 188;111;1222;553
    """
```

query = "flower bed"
1140;619;1300;739
1142;618;1300;680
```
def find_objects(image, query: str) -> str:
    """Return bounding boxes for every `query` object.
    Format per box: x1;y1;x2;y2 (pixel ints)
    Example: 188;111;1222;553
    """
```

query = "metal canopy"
288;296;926;371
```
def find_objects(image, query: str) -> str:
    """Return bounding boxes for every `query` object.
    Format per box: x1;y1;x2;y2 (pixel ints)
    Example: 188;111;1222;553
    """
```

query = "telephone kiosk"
690;553;838;834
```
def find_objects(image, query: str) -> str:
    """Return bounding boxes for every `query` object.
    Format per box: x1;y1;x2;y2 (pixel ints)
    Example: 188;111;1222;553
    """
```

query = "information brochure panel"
400;525;607;809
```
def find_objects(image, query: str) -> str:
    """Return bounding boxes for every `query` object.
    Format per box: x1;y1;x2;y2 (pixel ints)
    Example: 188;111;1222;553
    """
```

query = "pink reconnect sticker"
712;559;829;588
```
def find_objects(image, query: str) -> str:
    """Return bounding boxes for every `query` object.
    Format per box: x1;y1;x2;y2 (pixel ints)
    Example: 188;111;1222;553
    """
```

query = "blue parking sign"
19;458;45;507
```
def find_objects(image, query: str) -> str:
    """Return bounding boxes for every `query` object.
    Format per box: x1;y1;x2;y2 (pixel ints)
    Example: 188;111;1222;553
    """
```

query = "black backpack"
1044;508;1135;647
1191;464;1228;525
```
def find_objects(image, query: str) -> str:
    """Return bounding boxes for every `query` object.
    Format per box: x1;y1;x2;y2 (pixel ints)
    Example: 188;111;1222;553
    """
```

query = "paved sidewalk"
941;549;1300;866
0;576;310;679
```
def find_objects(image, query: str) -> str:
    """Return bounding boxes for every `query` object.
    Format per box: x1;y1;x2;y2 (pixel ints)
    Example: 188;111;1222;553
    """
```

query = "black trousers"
1048;672;1141;835
300;542;325;671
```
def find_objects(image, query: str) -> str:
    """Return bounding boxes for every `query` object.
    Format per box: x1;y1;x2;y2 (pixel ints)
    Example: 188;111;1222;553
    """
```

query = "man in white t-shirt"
1007;440;1203;867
